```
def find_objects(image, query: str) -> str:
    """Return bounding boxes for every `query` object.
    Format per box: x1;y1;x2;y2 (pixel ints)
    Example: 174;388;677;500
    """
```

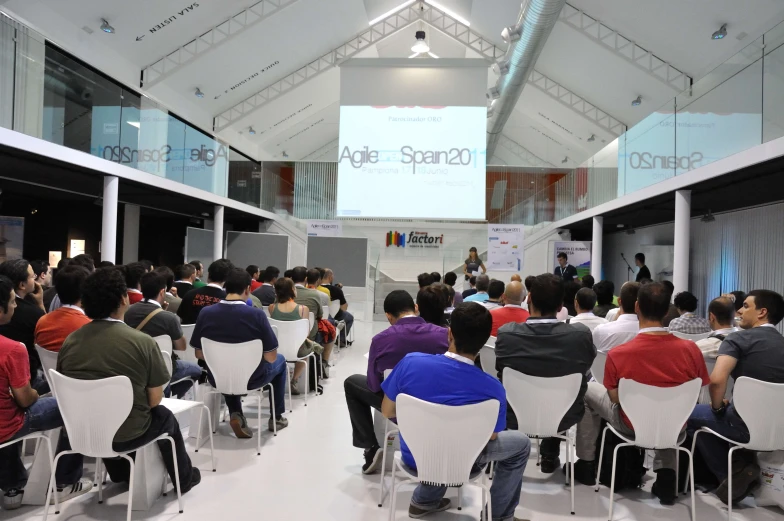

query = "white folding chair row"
268;319;315;410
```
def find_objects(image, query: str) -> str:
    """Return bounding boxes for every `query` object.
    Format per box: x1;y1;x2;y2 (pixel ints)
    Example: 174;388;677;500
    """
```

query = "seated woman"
268;278;323;393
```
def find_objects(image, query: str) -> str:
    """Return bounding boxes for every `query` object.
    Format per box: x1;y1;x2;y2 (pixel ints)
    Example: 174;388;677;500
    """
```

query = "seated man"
246;265;262;292
0;275;92;510
47;255;95;313
481;279;505;310
177;259;232;324
155;266;181;314
343;290;448;474
592;280;616;318
574;282;709;505
322;268;354;347
688;290;784;505
381;304;531;520
495;273;595;473
461;275;477;300
291;267;333;377
191;268;288;438
570;287;608;332
123;262;147;305
694;296;737;360
592;282;640;353
417;285;448;326
252;266;279;307
669;291;711;334
31;260;50;289
443;272;463;305
124;272;202;398
35;265;91;351
489;281;529;336
173;263;197;298
417;272;434;289
189;260;207;289
464;274;490;303
57;268;200;493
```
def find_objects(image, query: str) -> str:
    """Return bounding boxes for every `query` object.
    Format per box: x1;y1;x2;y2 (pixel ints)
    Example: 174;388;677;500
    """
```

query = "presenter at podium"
463;247;486;281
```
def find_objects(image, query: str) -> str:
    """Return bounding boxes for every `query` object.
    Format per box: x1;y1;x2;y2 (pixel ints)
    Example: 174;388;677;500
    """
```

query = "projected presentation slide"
336;105;486;219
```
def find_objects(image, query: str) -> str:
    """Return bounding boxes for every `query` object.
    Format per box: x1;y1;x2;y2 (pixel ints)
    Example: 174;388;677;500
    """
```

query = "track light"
487;87;500;100
194;88;205;99
100;19;115;34
562;156;568;164
701;210;716;222
411;30;429;53
712;24;727;40
631;95;642;107
587;134;596;142
492;59;510;76
248;127;256;135
501;25;521;44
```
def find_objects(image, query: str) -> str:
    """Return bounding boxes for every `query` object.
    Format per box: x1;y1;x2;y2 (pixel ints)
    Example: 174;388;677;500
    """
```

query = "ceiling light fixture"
427;52;439;59
427;0;471;26
587;134;596;142
492;59;510;76
712;23;728;40
100;19;115;34
631;95;642;107
411;30;430;53
367;0;416;25
487;87;501;100
194;88;205;99
248;127;256;135
501;25;521;44
701;210;716;222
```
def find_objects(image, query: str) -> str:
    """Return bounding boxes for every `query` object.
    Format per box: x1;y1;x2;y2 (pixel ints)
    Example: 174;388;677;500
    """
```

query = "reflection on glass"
617;99;676;195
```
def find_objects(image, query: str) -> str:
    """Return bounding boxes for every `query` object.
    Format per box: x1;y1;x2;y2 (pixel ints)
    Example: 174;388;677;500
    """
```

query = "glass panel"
183;124;229;196
763;23;784;142
228;149;261;208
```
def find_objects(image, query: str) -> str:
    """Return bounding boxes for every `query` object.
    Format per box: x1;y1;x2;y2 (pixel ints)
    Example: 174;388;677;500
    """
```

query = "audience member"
173;263;197;297
307;268;335;375
283;269;294;279
570;288;607;331
314;268;331;299
730;291;746;312
307;268;331;312
443;272;463;305
177;259;232;324
30;260;49;289
417;272;434;289
695;296;737;359
246;265;262;291
123;262;147;305
490;281;529;336
57;267;200;492
669;291;711;334
252;266;280;307
661;280;680;327
417;285;448;326
482;279;505;310
581;274;595;289
430;272;441;283
510;274;522;283
635;253;651;282
291;266;333;376
96;260;114;269
562;281;581;317
191;268;288;437
592;282;640;353
0;274;93;510
522;275;535;311
189;260;207;288
125;272;201;398
461;275;478;299
554;252;578;282
322;268;354;347
592;280;616;318
464;274;490;303
688;290;784;504
574;282;708;505
139;260;154;272
495;273;595;473
34;266;91;352
344;290;448;473
381;304;531;520
48;255;95;312
43;258;68;311
155;266;181;314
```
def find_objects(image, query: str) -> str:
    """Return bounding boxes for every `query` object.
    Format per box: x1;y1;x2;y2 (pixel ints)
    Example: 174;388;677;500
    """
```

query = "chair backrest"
34;344;58;385
479;346;497;380
153;335;173;355
201;338;263;394
328;299;340;319
47;370;133;458
263;308;271;318
485;335;496;348
395;394;499;486
733;377;784;450
181;324;195;347
502;369;582;436
267;318;310;361
308;312;315;330
671;331;711;341
591;350;607;384
619;378;702;449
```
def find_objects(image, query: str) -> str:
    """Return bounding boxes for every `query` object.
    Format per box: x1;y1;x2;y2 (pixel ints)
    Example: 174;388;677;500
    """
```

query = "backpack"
595;420;647;491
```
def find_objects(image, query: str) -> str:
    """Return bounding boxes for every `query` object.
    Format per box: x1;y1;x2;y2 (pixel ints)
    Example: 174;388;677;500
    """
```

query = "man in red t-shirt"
0;275;91;509
573;282;709;505
490;281;529;336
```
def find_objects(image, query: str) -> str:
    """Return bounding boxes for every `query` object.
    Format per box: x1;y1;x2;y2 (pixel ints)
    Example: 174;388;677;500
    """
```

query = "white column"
101;176;119;263
213;205;224;260
673;190;691;295
122;204;140;264
591;216;603;281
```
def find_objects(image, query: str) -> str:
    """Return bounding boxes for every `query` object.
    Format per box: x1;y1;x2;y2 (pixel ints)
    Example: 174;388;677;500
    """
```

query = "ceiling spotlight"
701;210;716;222
487;86;501;100
492;59;510;76
501;24;521;44
587;134;596;142
100;19;115;34
282;151;289;158
561;156;568;164
411;30;430;53
248;127;256;135
631;95;642;107
712;23;728;40
194;88;205;99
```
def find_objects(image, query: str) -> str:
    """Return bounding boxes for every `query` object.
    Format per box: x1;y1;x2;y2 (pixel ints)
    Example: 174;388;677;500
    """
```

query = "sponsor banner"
487;225;524;272
385;230;444;249
307;220;342;237
554;241;592;279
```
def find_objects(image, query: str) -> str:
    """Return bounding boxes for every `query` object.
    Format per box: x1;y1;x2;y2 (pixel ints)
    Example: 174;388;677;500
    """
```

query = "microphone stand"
621;253;634;282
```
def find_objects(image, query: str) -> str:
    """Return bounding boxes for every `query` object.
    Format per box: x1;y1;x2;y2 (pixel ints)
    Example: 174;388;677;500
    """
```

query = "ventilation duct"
486;0;567;157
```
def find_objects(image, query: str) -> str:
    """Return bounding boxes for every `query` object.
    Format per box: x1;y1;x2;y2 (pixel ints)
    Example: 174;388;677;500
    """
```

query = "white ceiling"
3;0;783;167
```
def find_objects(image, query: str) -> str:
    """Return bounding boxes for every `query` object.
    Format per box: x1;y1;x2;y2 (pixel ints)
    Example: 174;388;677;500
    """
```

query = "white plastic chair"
154;335;200;393
387;394;498;521
200;338;277;456
268;318;314;410
308;312;315;331
0;431;55;504
502;369;582;515
378;369;397;507
44;370;183;521
479;345;498;380
34;344;58;388
698;358;734;405
328;299;346;353
591;350;607;384
690;377;784;521
672;331;711;341
597;378;702;521
179;324;199;365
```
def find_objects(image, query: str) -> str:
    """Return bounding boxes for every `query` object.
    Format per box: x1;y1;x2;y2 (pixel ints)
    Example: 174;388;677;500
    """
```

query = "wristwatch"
711;403;727;415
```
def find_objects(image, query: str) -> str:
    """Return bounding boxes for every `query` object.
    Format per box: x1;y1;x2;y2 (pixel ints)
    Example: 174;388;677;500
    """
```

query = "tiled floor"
6;315;784;521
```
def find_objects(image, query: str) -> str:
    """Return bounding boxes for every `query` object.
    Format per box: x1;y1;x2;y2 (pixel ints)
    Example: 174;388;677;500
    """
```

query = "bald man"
510;274;522;283
489;281;530;336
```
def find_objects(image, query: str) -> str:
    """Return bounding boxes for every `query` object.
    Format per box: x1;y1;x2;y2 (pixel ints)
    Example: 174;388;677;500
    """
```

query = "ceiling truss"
497;134;555;167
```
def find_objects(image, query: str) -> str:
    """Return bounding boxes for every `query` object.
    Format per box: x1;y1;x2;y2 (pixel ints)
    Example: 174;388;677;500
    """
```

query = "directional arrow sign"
136;35;145;42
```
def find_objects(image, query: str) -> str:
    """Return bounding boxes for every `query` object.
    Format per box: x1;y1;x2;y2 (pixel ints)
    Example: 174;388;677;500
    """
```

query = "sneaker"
716;461;760;505
651;469;677;506
181;468;201;495
229;412;253;439
268;416;289;432
362;445;383;474
290;378;301;395
409;498;450;518
567;459;596;486
2;489;23;510
540;455;560;474
322;361;330;379
53;478;94;504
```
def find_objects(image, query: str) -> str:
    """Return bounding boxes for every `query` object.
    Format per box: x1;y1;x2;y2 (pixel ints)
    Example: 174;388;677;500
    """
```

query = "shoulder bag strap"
136;307;164;331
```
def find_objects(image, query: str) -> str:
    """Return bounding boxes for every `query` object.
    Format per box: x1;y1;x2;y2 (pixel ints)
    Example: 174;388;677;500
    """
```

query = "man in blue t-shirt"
382;304;531;520
191;268;288;439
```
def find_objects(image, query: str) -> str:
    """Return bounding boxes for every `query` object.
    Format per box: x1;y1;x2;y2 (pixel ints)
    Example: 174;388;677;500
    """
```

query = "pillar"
673;190;691;295
101;176;119;263
122;204;140;264
213;205;224;260
591;216;603;281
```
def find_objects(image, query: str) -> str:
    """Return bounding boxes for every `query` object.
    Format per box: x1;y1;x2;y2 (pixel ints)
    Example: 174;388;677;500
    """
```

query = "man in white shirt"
695;296;737;360
592;282;640;353
570;288;608;332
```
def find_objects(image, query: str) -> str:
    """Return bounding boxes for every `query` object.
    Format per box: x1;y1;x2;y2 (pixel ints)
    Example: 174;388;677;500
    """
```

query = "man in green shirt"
57;268;201;493
189;260;207;289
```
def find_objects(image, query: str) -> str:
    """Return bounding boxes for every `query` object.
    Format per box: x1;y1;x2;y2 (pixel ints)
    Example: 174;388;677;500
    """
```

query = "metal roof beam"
497;134;555;167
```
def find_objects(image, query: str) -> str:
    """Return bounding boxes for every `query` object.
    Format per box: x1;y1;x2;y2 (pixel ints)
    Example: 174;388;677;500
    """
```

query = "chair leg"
687;430;701;494
43;451;66;520
536;438;541;466
201;405;215;471
457;484;463;510
565;435;570;486
257;390;263;456
570;435;575;515
287;362;293;413
378;423;391;507
679;447;696;521
269;385;277;437
195;406;203;453
595;426;608;492
388;463;398;521
165;437;184;514
728;446;737;521
675;448;680;498
609;443;629;521
304;357;309;406
97;458;104;503
123;454;136;521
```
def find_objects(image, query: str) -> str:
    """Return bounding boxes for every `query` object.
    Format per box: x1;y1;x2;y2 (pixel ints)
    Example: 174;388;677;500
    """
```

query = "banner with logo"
307;220;343;237
487;224;524;272
0;216;24;262
553;241;592;279
385;230;444;249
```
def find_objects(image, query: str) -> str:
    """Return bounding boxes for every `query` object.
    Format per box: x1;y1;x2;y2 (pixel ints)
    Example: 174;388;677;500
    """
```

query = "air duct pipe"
486;0;567;158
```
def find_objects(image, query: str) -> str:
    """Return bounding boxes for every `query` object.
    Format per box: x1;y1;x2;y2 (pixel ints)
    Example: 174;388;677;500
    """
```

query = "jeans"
344;374;384;449
411;431;531;521
336;311;354;345
687;404;749;482
0;397;84;491
166;359;203;398
206;353;287;419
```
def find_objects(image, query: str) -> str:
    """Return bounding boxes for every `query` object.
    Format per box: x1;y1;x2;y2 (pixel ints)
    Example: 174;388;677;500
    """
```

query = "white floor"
7;315;784;521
